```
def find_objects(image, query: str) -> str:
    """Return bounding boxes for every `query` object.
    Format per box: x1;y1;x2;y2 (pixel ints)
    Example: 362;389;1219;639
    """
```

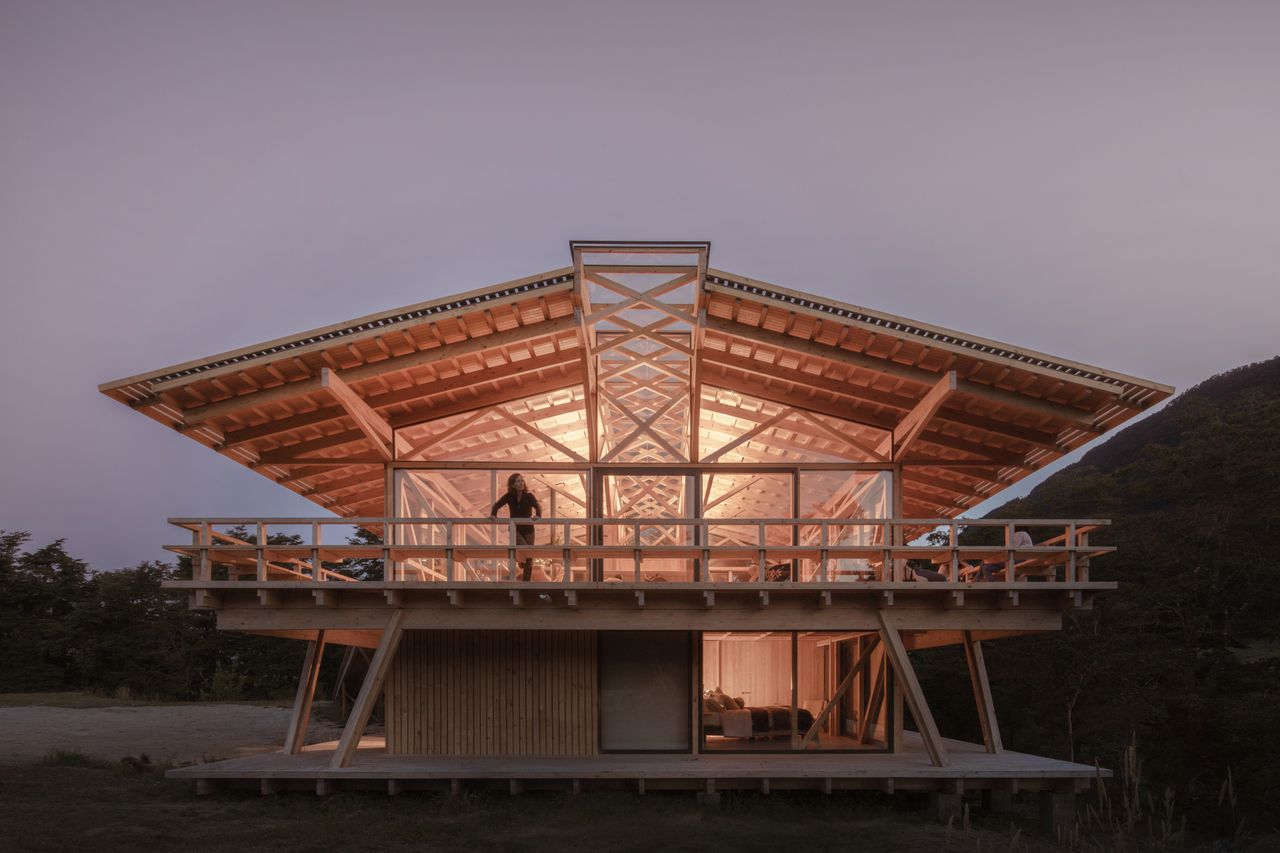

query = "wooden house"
99;241;1172;820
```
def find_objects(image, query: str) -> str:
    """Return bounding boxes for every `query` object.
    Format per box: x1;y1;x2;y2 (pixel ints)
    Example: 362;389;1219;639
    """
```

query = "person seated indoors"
978;527;1034;581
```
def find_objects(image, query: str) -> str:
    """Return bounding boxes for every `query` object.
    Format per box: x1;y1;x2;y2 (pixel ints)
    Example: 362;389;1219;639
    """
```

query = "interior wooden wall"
385;629;598;757
702;634;823;710
796;636;826;715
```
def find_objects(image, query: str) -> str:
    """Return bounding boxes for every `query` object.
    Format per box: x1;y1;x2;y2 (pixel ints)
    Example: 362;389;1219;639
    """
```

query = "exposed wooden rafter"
100;247;1171;523
705;316;1100;429
183;316;578;426
880;370;958;461
321;368;405;460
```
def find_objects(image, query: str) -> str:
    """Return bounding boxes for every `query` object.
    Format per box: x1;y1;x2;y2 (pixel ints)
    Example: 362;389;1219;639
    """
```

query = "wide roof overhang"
100;244;1173;518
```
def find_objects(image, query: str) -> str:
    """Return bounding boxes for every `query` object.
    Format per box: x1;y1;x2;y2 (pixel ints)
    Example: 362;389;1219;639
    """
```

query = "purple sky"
3;1;1278;569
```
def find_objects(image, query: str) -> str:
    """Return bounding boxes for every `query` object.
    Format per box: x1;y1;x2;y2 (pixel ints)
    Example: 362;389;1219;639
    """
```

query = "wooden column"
857;649;886;744
384;463;394;582
885;464;905;740
962;630;1003;754
891;659;904;748
876;612;949;767
890;463;904;581
331;610;406;769
284;630;327;755
789;630;799;748
691;632;701;754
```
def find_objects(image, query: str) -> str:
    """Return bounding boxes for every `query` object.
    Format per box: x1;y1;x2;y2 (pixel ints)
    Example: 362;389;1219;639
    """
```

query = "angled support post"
331;609;405;768
962;630;1004;753
284;630;327;754
876;612;950;767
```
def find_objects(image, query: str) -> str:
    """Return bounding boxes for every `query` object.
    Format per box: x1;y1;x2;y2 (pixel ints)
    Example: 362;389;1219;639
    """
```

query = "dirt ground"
0;696;344;764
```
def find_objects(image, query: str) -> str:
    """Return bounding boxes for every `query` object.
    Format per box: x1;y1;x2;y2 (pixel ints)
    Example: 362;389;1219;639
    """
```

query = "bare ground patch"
0;700;342;765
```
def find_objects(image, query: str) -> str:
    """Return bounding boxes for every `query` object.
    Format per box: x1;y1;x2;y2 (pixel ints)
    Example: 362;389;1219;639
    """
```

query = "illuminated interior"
701;631;890;752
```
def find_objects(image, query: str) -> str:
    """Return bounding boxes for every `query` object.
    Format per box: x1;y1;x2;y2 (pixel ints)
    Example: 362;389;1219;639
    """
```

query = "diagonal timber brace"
331;610;405;768
876;612;950;767
802;636;881;745
963;630;1004;753
284;630;327;754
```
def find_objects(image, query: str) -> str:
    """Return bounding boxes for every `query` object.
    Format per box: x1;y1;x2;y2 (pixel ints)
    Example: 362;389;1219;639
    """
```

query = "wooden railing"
167;517;1112;586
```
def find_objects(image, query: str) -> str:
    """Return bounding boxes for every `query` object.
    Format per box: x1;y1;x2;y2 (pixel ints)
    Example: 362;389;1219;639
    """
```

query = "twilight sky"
2;1;1278;569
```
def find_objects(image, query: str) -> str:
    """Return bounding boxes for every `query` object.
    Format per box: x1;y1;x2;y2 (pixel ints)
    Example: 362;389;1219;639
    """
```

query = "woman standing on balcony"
490;473;542;582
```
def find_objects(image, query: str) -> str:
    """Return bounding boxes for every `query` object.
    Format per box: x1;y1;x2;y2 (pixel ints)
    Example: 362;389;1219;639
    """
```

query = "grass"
37;749;120;770
0;763;1051;853
2;762;1276;852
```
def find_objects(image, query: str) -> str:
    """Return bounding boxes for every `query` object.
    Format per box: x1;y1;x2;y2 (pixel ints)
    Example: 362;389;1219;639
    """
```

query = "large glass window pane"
598;474;696;581
797;470;892;581
394;468;587;581
701;472;792;582
701;631;890;752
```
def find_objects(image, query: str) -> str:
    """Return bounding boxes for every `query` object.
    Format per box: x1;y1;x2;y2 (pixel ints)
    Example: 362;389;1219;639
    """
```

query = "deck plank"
169;733;1105;784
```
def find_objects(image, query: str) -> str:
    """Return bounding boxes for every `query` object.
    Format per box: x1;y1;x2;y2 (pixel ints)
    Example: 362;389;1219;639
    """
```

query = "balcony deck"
169;732;1104;795
169;516;1110;582
168;578;1111;641
168;515;1113;637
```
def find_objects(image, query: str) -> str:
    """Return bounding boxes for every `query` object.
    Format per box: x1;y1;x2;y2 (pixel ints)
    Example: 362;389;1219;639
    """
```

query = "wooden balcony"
163;515;1115;637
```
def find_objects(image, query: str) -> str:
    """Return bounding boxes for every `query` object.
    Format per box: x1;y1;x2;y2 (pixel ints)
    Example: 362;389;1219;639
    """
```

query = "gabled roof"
100;245;1172;519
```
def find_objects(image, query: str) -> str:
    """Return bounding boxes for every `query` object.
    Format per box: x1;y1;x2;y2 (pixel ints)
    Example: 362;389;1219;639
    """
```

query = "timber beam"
183;316;579;426
881;371;957;461
704;317;1102;429
320;368;404;460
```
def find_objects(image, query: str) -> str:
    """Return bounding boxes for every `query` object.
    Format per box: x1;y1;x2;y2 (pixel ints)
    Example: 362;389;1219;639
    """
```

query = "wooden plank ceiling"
99;259;1172;520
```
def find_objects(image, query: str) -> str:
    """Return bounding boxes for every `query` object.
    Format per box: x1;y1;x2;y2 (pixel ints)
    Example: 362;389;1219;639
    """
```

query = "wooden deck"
169;733;1105;794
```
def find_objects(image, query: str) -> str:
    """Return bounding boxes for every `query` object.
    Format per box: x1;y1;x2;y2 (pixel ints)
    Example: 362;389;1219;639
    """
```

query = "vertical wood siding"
385;629;598;756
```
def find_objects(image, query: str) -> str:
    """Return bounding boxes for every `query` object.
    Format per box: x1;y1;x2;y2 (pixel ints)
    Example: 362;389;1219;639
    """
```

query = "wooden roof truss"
99;242;1172;522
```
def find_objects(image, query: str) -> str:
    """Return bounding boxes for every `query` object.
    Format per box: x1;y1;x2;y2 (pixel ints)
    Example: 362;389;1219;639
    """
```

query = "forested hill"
1072;355;1280;478
987;354;1280;637
933;355;1280;830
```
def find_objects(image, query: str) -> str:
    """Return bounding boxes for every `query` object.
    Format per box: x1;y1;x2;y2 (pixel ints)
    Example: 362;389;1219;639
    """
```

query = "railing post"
508;519;517;582
563;521;572;584
199;521;211;582
949;521;959;582
633;522;642;582
1079;528;1090;582
383;520;393;583
444;521;454;583
882;521;893;582
1066;522;1077;583
757;522;766;583
256;521;267;582
1005;522;1015;585
698;520;709;583
312;521;323;582
819;522;829;584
